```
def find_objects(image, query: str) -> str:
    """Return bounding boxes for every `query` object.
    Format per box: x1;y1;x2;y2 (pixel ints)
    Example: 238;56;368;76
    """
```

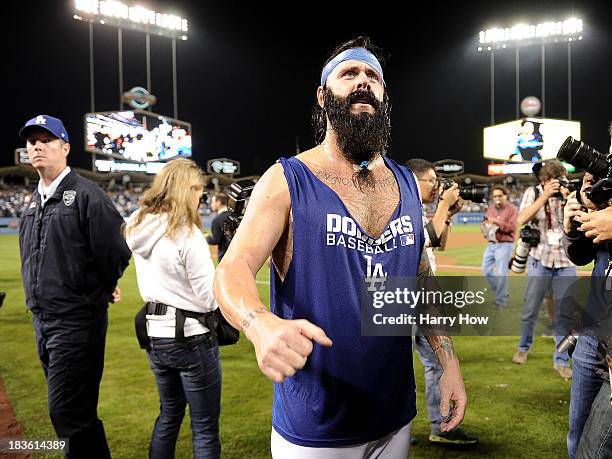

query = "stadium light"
478;17;582;50
478;16;582;124
73;0;189;38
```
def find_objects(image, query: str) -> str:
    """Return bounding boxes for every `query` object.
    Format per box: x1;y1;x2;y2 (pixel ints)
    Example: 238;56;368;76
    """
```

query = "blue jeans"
147;334;221;459
517;256;577;367
481;241;514;306
568;336;604;459
413;335;443;434
33;309;110;459
576;380;612;459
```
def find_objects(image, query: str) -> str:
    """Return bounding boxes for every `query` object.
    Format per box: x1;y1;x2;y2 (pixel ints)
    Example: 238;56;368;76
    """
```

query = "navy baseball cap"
19;115;70;143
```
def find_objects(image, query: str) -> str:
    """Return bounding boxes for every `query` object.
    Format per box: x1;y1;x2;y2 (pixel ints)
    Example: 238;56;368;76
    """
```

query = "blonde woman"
125;159;220;459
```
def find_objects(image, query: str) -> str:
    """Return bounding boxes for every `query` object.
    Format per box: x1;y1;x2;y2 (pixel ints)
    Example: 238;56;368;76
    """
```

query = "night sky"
8;1;612;176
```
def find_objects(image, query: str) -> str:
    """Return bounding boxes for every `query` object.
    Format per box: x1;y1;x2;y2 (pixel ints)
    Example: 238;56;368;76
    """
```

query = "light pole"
478;17;583;123
72;0;189;117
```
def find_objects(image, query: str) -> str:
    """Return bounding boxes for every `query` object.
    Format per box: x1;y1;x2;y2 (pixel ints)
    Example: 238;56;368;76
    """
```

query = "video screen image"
85;111;192;162
483;118;580;163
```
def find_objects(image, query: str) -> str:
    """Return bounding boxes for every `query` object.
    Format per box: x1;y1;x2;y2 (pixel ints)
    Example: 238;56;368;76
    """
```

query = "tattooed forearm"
415;244;459;368
417;246;434;278
427;336;456;364
242;306;268;330
416;245;456;366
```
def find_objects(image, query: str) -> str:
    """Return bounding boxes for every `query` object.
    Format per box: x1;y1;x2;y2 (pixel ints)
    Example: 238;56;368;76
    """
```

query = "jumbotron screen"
483;118;580;162
85;111;192;163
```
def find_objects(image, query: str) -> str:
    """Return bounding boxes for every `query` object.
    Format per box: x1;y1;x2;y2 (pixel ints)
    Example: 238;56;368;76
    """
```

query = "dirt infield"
0;377;30;459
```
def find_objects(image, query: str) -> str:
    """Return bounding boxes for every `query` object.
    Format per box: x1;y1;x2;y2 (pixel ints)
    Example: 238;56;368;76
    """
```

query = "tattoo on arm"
417;246;457;367
427;336;456;364
417;246;434;277
242;306;268;330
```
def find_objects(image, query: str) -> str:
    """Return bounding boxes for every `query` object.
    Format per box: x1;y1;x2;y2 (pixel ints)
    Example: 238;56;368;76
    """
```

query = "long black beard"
323;89;391;190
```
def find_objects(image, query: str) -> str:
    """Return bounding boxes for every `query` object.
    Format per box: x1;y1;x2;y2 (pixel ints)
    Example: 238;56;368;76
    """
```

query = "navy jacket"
19;170;131;316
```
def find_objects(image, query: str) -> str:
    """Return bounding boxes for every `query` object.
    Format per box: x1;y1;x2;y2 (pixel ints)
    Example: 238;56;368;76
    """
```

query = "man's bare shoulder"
252;162;290;204
294;145;324;169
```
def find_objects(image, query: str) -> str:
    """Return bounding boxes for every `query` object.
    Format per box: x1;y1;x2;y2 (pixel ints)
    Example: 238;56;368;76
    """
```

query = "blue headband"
320;47;384;87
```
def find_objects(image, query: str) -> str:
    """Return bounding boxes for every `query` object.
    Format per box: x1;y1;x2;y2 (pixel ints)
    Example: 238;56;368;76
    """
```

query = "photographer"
481;185;518;308
406;159;463;261
561;126;612;458
512;160;576;380
562;173;610;459
206;193;231;263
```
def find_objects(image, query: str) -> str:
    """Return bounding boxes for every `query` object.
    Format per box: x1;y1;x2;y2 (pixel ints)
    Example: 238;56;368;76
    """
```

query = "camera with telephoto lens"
439;178;487;203
509;225;541;273
557;136;612;204
557;331;579;354
223;179;256;241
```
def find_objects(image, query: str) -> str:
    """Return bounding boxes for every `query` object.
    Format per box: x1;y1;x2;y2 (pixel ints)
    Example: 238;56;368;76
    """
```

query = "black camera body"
223;179;256;241
439;178;487;203
520;225;541;247
558;136;612;204
509;225;541;273
557;176;582;195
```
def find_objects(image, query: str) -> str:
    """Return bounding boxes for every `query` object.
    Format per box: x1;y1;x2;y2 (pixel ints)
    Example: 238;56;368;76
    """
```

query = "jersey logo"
63;190;76;207
364;255;387;291
400;234;415;246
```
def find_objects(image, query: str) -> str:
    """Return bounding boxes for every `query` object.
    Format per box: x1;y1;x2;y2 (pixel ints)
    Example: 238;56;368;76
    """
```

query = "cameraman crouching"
512;160;577;380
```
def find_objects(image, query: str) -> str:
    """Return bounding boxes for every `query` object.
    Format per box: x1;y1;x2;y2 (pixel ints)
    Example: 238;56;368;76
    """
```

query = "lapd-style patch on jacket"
63;190;76;207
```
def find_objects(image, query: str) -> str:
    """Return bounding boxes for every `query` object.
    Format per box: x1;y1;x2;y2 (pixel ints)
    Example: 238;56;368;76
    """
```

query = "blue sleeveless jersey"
270;156;425;447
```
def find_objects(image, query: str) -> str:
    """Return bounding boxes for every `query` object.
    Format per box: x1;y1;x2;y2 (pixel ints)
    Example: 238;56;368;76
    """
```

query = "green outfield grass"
0;228;576;458
441;223;594;272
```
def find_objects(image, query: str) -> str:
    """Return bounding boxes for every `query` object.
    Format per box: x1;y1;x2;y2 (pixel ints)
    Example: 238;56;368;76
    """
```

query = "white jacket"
125;211;218;338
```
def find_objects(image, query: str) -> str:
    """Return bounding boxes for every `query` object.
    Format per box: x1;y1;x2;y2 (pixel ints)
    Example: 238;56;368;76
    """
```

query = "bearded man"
214;37;467;458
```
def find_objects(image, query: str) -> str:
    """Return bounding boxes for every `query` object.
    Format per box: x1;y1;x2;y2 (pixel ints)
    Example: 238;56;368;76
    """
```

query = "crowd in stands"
0;183;214;219
0;186;31;218
106;186;143;218
0;178;537;220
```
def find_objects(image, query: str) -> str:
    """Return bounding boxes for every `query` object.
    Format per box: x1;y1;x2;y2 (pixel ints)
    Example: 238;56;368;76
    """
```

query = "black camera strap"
425;220;442;248
533;185;561;230
532;185;540;226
